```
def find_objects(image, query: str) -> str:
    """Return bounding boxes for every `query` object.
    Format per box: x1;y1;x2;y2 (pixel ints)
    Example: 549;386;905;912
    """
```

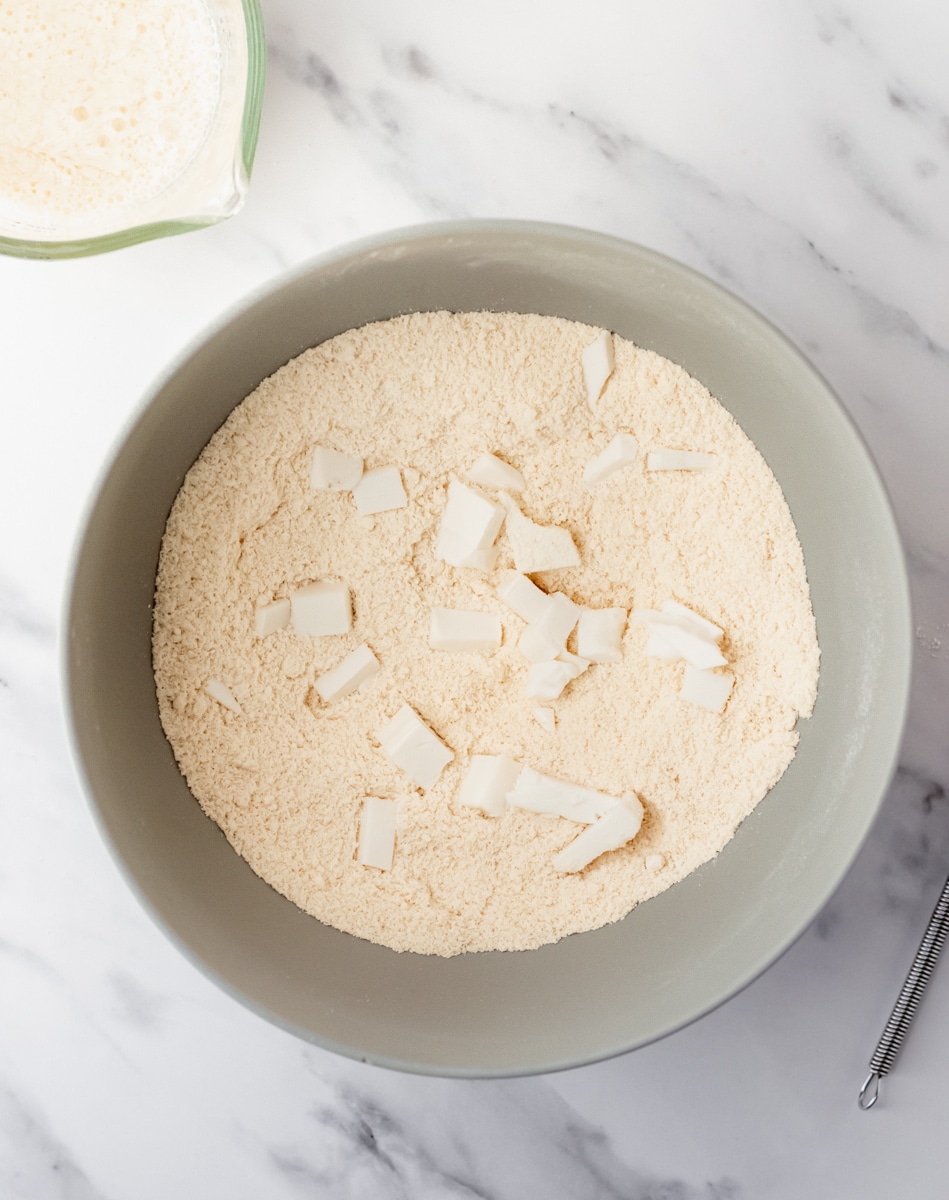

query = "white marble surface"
2;1;949;1195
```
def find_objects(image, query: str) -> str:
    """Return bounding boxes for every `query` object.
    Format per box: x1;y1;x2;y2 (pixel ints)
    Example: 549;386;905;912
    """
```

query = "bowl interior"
66;223;910;1075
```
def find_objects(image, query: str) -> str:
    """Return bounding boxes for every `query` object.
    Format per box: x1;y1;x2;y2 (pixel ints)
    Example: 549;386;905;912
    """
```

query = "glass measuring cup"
0;0;265;259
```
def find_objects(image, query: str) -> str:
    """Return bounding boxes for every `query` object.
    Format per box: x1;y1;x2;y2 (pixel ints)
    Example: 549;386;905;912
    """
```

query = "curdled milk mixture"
0;0;221;231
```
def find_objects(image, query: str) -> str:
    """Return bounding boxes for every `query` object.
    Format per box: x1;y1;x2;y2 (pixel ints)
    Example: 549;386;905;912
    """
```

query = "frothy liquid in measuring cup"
0;0;222;236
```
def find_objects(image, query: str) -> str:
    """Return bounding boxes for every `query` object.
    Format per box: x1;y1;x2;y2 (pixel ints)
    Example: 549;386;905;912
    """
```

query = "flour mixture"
153;312;819;955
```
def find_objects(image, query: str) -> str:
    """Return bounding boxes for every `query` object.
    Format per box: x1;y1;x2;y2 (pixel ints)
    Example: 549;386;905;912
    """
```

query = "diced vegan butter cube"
352;466;408;515
524;660;575;700
581;330;615;407
532;706;556;731
660;599;724;642
314;644;380;703
633;607;726;668
466;453;526;492
290;581;352;637
644;629;679;659
456;753;521;817
655;625;726;669
543;593;581;647
525;650;589;698
582;433;638;486
557;649;590;673
518;592;580;663
507;766;619;823
357;797;396;870
496;571;551;624
429;608;502;653
576;607;626;663
646;450;717;472
310;445;363;491
435;480;506;567
254;598;290;638
377;703;454;789
455;545;498;572
204;680;242;714
553;794;644;873
519;623;563;664
680;665;734;713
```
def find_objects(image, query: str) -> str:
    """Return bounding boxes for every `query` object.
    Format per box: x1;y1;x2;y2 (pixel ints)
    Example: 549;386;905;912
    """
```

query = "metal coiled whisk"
859;872;949;1109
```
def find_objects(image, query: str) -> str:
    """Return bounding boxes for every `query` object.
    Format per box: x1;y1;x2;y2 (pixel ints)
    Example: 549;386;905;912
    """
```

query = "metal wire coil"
859;873;949;1109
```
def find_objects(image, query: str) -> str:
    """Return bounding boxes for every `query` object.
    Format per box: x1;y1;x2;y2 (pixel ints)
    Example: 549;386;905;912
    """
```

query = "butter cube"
310;445;363;491
507;766;619;823
518;623;563;664
661;600;724;643
314;644;380;703
518;593;580;662
646;450;717;472
456;753;521;817
466;453;526;492
644;629;679;659
204;679;242;715
290;581;352;637
680;666;734;713
377;703;454;789
254;598;291;638
496;571;550;624
553;794;644;873
632;608;726;668
649;624;725;669
436;481;506;567
524;654;587;700
576;607;627;663
532;706;556;732
429;608;502;653
582;433;638;487
582;330;615;407
456;545;499;572
357;797;396;870
352;466;407;515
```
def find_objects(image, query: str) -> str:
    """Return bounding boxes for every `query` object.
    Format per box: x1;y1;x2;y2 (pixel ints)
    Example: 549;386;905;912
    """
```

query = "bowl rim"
62;218;913;1076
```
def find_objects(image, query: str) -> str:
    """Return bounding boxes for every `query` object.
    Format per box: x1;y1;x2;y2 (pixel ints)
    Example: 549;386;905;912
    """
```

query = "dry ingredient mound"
153;311;819;956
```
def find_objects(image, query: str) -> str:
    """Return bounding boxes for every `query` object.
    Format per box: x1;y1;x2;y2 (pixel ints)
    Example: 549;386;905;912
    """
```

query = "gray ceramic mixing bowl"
65;221;911;1075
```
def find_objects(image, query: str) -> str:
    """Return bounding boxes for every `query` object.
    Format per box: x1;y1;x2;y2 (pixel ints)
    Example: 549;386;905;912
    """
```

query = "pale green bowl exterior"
65;222;911;1075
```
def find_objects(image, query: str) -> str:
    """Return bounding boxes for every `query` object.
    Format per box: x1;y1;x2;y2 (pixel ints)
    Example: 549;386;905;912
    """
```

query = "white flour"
153;312;819;955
